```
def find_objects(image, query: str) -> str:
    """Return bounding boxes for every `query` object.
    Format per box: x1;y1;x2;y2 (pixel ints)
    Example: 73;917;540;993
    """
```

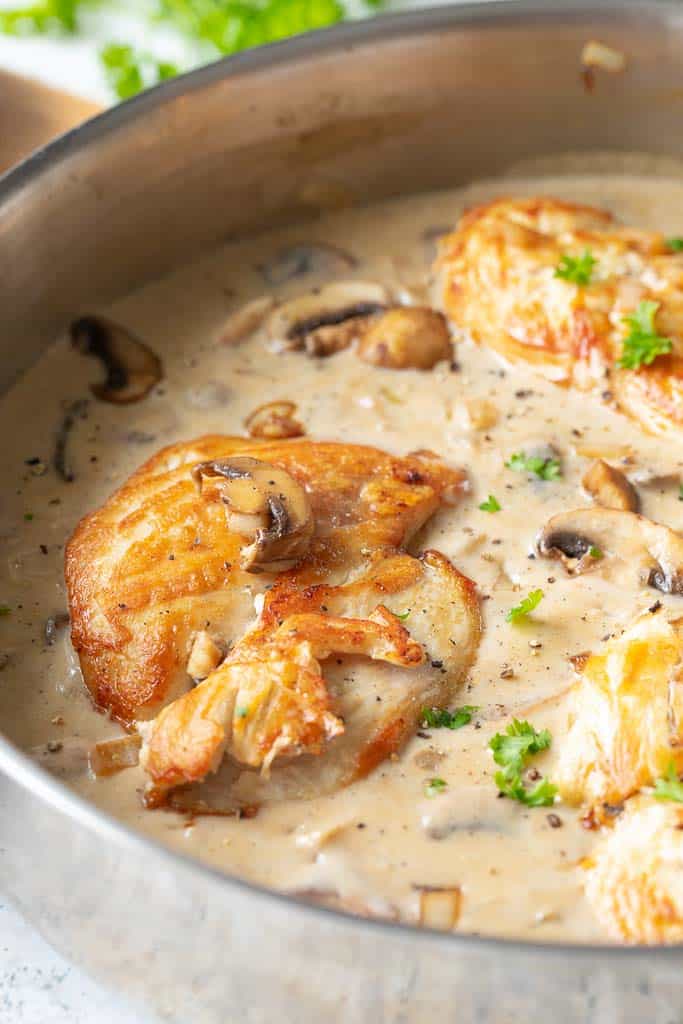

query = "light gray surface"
0;904;140;1023
2;4;683;1023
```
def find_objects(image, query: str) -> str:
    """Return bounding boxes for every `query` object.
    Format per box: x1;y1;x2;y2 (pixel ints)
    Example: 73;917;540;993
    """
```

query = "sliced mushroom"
53;397;89;482
187;630;224;681
218;296;275;346
244;400;305;440
71;316;162;404
89;734;141;777
266;281;388;355
357;307;452;370
537;507;683;594
192;456;314;573
417;886;462;930
258;242;357;286
582;459;640;512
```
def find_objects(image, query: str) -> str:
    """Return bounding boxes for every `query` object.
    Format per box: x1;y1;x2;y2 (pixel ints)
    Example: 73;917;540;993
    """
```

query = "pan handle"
0;70;100;173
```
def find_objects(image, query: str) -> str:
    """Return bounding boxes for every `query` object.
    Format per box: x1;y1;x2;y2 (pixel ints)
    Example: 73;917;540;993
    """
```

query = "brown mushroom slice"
582;459;640;512
70;316;163;404
218;296;275;346
266;281;389;355
357;307;452;370
537;507;683;593
89;734;142;777
258;242;357;286
244;400;305;439
192;456;314;574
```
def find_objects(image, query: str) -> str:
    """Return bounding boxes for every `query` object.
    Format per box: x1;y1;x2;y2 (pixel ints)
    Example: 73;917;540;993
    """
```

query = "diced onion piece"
418;886;462;930
581;40;626;73
89;734;141;777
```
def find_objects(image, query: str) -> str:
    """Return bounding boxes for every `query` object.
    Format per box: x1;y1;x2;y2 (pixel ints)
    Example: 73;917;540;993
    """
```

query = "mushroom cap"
70;315;162;404
582;459;640;512
536;506;683;593
357;306;452;370
266;280;389;353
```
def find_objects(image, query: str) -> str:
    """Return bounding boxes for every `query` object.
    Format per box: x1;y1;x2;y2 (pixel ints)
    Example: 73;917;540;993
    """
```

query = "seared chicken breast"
583;798;683;944
557;612;683;808
66;436;480;804
437;197;683;435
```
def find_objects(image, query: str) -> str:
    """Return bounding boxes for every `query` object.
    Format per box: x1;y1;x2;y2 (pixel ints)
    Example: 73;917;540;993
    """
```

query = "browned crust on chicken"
66;437;467;725
437;197;683;434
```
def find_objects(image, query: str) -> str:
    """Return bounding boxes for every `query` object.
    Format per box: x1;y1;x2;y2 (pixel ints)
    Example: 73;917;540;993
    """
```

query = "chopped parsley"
393;609;411;621
506;588;544;624
23;512;33;521
478;494;501;513
0;605;10;617
236;706;249;719
588;545;603;560
678;483;683;502
667;238;683;252
617;300;673;370
653;761;683;803
421;705;478;730
554;249;596;286
506;452;562;481
424;777;447;797
489;719;557;807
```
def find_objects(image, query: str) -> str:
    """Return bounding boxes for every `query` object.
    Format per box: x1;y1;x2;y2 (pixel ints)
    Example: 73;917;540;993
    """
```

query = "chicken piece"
143;550;481;811
583;798;683;944
437;197;683;434
66;437;466;725
557;612;683;807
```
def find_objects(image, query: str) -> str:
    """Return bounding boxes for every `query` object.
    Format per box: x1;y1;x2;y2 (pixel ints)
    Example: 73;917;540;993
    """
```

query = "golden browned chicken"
437;197;683;434
583;798;683;944
556;612;683;808
66;436;480;805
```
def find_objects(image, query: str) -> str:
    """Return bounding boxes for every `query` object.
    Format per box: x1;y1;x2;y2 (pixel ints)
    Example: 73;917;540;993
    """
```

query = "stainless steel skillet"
1;3;683;1020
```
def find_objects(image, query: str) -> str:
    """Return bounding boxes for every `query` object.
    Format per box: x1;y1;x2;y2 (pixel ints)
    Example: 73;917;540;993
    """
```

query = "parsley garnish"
667;238;683;252
506;452;562;481
489;719;557;807
424;777;447;797
236;706;249;719
554;249;596;286
478;494;501;513
617;300;673;370
0;605;10;617
679;483;683;502
506;589;544;624
23;512;33;521
588;545;603;560
393;609;411;621
653;761;683;803
421;705;478;730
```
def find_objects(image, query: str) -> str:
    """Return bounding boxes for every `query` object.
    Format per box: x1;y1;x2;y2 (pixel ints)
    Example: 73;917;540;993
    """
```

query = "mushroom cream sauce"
2;155;683;943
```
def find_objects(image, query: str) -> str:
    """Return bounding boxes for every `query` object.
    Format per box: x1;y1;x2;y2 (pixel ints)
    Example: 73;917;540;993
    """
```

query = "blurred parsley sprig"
0;0;379;99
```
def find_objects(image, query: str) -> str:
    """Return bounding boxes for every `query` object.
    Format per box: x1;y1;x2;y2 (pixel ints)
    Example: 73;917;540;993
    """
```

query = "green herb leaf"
667;238;683;253
506;452;562;481
588;545;603;560
101;43;180;100
236;706;249;719
424;777;447;797
554;249;596;286
617;300;673;370
0;605;11;617
393;609;411;621
489;719;556;807
653;761;683;803
0;0;93;35
678;483;683;502
478;494;501;513
23;512;33;521
421;705;479;731
506;589;544;624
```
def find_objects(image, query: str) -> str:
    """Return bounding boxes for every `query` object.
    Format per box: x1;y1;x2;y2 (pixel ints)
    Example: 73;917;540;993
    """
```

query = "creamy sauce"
2;159;683;943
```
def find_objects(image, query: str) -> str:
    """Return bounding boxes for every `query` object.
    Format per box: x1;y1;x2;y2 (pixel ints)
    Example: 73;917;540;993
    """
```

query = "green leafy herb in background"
478;494;501;513
617;300;673;371
0;0;378;99
667;238;683;253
